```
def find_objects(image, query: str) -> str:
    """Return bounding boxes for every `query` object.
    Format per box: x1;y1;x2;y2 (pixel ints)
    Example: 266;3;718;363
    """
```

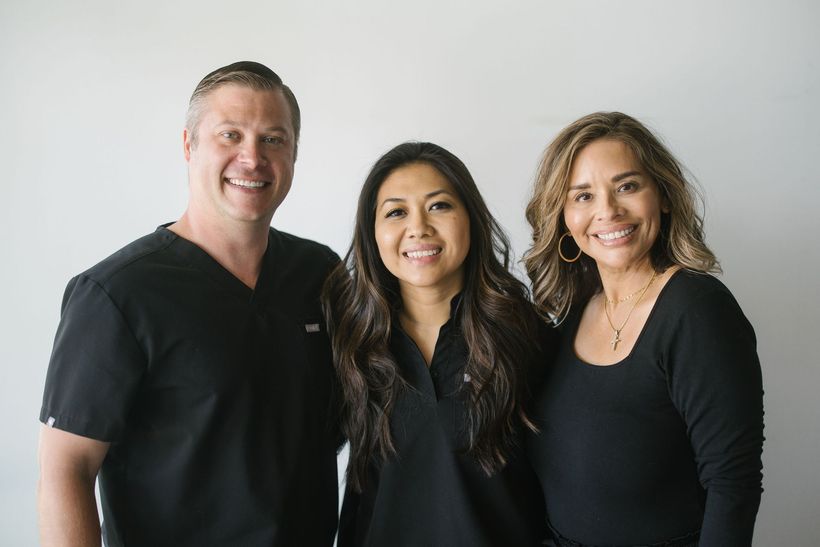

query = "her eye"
385;208;405;218
573;192;592;202
618;181;638;192
429;201;453;211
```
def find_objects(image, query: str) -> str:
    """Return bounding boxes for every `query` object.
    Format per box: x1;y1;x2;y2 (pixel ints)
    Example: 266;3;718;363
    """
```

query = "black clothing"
338;300;551;547
41;226;341;547
528;270;764;547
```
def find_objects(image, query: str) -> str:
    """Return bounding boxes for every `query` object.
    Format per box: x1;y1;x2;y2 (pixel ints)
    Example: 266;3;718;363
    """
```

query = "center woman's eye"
385;208;405;218
430;201;452;211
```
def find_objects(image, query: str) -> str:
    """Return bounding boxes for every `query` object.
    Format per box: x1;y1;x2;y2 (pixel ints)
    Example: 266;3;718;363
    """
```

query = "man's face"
183;84;295;228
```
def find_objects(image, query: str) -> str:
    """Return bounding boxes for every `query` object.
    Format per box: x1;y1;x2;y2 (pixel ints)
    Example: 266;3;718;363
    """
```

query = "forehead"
569;138;642;180
200;84;292;128
377;163;455;198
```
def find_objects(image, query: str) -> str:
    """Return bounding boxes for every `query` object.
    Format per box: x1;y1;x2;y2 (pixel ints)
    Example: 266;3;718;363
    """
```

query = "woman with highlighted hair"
525;112;764;547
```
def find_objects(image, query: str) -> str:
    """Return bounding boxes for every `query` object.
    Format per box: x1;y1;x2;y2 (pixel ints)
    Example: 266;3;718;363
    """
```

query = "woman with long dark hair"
324;141;554;546
525;112;764;546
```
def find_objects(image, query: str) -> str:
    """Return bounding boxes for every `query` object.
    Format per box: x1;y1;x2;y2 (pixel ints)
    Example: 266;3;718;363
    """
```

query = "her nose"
596;191;623;221
407;210;433;238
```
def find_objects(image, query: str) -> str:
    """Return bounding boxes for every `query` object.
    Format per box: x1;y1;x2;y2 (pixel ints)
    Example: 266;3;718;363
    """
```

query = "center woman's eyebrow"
379;189;452;207
568;171;643;191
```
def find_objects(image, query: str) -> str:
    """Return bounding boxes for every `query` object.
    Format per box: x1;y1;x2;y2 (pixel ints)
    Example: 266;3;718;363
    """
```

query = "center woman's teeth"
227;179;266;188
405;249;441;258
598;226;635;240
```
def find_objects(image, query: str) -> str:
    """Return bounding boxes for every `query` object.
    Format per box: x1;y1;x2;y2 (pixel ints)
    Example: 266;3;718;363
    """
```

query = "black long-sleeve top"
528;270;764;547
338;300;551;547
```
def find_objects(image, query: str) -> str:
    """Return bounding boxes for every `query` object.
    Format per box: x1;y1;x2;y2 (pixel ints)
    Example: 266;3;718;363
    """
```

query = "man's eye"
263;136;284;145
220;131;239;140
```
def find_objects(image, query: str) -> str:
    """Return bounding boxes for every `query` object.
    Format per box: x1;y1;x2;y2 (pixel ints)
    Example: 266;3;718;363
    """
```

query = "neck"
168;210;270;289
598;259;657;304
399;285;459;328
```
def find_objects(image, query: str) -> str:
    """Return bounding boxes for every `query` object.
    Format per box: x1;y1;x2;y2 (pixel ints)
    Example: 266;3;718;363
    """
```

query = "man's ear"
183;128;192;162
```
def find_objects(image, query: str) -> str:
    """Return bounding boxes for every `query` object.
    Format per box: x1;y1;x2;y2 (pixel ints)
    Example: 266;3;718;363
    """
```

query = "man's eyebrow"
263;125;290;133
215;121;290;133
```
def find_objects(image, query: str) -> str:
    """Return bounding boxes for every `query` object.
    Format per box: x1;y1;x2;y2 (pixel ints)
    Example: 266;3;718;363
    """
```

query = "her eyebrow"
611;170;642;182
568;171;642;191
379;189;454;208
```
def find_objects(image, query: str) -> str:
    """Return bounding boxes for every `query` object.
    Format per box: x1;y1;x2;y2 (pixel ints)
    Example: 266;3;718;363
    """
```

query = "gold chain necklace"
603;270;657;351
606;281;654;304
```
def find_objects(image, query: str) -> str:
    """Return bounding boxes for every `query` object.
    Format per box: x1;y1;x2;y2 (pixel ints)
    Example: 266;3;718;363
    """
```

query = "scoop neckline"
570;268;685;368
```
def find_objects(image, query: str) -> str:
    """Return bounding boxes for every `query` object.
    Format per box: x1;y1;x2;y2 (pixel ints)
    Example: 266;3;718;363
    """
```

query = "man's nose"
238;140;267;169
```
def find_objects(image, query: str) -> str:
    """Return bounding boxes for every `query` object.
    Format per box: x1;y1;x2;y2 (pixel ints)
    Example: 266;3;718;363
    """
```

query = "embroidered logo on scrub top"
304;323;320;333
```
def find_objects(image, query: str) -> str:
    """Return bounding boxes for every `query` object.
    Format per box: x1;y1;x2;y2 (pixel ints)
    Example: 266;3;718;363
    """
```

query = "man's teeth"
227;179;267;188
597;226;635;240
405;249;441;258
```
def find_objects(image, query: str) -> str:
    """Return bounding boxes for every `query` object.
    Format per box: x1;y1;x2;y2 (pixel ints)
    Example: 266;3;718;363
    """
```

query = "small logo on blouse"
46;416;56;427
304;323;320;333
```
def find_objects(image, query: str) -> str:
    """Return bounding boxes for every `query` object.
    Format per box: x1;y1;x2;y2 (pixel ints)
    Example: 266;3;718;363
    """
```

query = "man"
37;61;340;546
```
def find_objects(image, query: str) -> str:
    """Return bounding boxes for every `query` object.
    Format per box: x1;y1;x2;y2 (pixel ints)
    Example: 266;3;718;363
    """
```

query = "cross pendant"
610;330;621;351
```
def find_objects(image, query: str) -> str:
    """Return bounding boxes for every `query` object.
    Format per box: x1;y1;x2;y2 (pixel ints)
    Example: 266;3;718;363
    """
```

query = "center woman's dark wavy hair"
323;141;540;492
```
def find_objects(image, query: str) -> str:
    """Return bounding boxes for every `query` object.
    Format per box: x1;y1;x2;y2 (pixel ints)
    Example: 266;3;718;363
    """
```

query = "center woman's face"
374;162;471;296
563;138;666;275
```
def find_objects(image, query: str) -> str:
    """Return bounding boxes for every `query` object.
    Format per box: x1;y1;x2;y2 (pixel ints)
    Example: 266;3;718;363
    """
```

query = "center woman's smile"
403;246;442;259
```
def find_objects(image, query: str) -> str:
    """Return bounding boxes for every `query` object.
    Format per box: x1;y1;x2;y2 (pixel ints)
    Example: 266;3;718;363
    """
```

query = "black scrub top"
41;226;341;547
338;299;549;547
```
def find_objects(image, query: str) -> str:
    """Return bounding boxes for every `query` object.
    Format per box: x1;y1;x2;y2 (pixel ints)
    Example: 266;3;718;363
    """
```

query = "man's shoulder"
270;228;337;256
269;228;340;266
77;227;176;287
263;229;340;298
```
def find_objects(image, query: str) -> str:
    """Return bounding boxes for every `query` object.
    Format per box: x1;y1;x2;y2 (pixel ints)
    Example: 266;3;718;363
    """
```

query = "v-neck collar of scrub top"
156;224;277;306
392;293;464;401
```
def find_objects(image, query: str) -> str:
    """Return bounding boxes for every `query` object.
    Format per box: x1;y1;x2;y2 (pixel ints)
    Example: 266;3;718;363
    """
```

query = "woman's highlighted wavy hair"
524;112;720;321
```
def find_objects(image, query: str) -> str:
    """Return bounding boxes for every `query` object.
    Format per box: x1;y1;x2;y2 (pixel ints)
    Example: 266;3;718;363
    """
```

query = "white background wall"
1;1;817;544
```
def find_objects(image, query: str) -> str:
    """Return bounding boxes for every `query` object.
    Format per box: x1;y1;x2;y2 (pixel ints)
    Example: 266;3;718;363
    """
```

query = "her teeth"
228;179;266;188
598;227;635;240
406;249;441;258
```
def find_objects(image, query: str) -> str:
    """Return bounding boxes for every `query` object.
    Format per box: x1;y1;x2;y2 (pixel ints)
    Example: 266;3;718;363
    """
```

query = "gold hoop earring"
558;232;582;263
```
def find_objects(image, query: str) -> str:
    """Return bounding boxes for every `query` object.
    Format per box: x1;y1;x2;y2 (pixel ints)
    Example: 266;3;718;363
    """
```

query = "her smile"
403;246;443;259
594;225;636;241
